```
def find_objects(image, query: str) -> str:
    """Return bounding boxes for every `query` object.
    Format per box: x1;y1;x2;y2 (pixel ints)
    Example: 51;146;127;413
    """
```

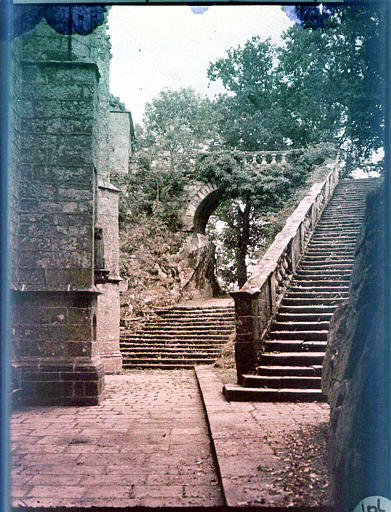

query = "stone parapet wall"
231;161;340;378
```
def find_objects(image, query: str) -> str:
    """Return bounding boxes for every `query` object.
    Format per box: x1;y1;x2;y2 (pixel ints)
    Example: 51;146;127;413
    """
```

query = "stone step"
317;217;363;222
120;346;222;353
155;307;234;314
223;384;326;402
120;341;224;348
299;262;354;269
290;281;349;288
122;333;229;340
305;251;356;256
313;225;360;229
285;290;349;298
271;321;330;331
311;234;359;239
122;351;217;359
266;330;328;341
278;305;338;314
324;206;366;210
263;340;327;351
141;326;234;333
304;251;355;257
323;211;364;215
321;213;364;217
307;245;356;250
301;255;355;262
322;211;365;215
122;357;214;368
259;352;325;365
311;233;360;239
257;365;323;376
306;245;356;250
298;264;354;271
276;312;333;322
315;223;362;229
121;339;228;346
295;269;352;276
144;320;235;326
281;297;346;305
291;278;350;285
241;375;322;389
155;313;235;320
123;363;196;369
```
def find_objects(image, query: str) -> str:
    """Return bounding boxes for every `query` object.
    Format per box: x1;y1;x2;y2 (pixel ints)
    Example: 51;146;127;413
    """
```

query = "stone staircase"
224;178;378;401
120;304;235;369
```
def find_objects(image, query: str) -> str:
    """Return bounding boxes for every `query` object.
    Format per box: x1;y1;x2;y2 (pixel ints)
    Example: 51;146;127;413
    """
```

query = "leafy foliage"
208;5;385;175
279;4;385;174
138;87;221;154
208;37;288;151
116;88;221;231
203;144;334;288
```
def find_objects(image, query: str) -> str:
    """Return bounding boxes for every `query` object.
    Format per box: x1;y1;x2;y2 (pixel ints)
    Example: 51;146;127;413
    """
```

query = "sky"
107;5;292;125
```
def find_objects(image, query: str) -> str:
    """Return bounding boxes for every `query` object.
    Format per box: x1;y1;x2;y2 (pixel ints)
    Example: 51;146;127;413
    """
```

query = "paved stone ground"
196;367;330;509
11;370;223;509
11;368;330;510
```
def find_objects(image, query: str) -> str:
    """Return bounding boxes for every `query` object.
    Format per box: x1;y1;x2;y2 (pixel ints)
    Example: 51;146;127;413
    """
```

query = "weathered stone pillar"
10;33;105;404
95;183;123;374
230;291;261;382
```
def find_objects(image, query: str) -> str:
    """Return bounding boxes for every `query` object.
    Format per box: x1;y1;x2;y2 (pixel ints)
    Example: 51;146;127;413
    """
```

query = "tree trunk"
236;201;251;288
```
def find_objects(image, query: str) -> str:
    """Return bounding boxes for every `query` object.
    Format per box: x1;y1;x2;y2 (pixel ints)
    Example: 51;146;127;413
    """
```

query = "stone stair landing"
224;178;378;401
120;302;235;369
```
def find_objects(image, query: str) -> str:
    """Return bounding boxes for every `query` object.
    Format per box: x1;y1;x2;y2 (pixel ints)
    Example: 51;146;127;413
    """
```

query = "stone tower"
10;14;130;405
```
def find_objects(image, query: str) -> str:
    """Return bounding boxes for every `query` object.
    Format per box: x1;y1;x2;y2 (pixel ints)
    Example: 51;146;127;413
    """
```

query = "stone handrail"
242;150;298;166
230;160;340;381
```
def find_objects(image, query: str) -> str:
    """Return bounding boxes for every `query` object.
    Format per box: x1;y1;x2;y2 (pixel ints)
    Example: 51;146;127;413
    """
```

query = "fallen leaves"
268;421;330;507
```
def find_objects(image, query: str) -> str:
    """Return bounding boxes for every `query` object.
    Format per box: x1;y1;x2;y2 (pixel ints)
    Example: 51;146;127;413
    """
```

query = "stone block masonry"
96;184;123;374
15;61;98;291
109;111;132;177
11;58;104;405
10;17;128;404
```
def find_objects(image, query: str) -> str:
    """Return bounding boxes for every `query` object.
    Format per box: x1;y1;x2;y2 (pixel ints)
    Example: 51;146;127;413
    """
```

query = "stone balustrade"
230;160;340;381
242;150;296;167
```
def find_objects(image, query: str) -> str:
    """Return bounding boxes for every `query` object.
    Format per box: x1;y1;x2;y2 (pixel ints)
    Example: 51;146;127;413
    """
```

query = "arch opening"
193;188;225;235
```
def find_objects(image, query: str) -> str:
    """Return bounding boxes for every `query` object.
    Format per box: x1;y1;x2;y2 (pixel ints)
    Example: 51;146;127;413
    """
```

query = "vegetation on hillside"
116;3;384;305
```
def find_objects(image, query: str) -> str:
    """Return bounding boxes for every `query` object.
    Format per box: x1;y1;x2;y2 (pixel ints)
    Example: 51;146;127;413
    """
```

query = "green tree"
208;5;385;174
118;87;221;231
279;4;385;173
208;37;288;151
139;87;221;155
195;144;333;287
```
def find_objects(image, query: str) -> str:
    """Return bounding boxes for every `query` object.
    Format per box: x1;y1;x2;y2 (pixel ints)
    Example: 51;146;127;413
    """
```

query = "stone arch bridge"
182;151;292;233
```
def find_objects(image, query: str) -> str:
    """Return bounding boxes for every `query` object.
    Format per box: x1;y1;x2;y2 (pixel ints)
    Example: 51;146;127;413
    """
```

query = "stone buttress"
10;16;131;404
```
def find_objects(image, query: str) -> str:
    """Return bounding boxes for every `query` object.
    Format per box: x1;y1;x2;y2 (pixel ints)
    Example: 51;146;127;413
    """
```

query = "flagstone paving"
10;368;330;510
11;370;223;509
